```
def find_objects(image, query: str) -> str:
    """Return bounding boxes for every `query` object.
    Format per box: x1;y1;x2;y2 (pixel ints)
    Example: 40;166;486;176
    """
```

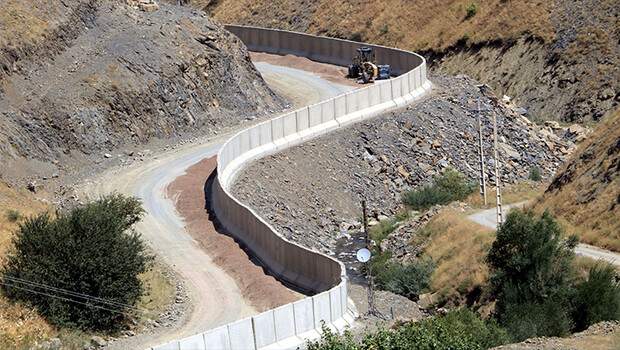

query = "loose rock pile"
233;75;575;256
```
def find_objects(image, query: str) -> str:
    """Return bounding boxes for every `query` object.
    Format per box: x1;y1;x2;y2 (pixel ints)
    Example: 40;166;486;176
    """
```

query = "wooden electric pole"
492;110;503;227
477;100;488;206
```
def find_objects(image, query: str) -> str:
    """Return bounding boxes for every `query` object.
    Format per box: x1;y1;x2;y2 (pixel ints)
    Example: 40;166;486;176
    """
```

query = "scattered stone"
104;153;112;159
90;336;107;348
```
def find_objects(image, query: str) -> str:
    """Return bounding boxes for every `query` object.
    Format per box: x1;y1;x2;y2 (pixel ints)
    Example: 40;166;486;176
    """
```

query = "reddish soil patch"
167;156;301;311
251;51;358;87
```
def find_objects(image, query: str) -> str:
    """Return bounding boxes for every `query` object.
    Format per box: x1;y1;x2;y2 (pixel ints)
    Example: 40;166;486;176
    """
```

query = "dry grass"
0;182;54;349
0;0;62;48
420;209;495;306
137;260;176;318
533;109;620;251
0;182;175;347
465;180;545;210
207;0;555;52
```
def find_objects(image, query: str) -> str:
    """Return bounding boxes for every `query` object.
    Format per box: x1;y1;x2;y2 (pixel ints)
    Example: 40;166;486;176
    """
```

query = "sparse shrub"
369;219;397;244
528;167;542;181
402;168;476;210
572;264;620;331
379;24;389;36
2;194;152;330
5;209;22;222
371;255;434;300
487;209;578;340
307;309;509;349
465;3;478;19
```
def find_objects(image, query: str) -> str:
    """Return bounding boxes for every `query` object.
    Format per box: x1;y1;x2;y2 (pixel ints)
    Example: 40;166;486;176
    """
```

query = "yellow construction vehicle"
347;47;391;84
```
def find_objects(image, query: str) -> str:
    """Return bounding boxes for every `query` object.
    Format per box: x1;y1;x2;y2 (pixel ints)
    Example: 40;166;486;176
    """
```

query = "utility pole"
361;200;377;316
477;100;487;206
492;110;503;227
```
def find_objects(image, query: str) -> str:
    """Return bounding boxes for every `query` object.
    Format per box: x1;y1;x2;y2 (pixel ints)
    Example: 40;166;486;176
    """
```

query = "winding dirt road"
80;57;355;348
468;202;620;266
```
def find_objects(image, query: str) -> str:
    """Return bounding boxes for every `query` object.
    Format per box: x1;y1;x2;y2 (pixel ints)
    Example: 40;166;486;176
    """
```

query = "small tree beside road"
1;194;152;330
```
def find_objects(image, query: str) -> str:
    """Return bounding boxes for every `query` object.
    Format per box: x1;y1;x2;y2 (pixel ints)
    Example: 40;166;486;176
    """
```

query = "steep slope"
0;0;282;183
232;75;571;255
198;0;619;123
534;109;620;251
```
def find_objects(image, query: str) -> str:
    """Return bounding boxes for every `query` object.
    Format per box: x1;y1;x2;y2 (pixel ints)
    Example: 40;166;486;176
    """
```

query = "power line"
2;275;150;313
0;281;144;317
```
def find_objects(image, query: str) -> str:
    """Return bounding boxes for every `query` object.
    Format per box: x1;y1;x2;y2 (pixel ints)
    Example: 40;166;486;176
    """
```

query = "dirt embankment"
0;0;283;187
534;108;620;251
167;157;301;311
199;0;619;124
232;75;572;257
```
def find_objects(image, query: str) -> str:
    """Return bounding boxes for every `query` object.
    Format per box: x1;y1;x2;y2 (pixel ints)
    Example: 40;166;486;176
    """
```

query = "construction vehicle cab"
347;47;391;84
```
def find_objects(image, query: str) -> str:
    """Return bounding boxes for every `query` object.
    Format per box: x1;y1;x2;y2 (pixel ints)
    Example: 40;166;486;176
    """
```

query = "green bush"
1;194;152;330
307;309;510;350
528;167;542;181
572;264;620;331
487;209;578;340
5;209;22;222
465;3;478;19
402;168;476;210
373;258;435;300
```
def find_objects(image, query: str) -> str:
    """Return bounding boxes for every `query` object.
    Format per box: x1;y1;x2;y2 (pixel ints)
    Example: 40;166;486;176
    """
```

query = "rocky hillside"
534;108;620;251
232;75;573;256
197;0;619;124
0;0;282;182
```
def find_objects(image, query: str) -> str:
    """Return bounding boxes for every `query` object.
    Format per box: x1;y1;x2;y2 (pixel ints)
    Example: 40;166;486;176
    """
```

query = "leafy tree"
487;209;578;340
572;263;620;331
402;168;476;210
2;194;152;330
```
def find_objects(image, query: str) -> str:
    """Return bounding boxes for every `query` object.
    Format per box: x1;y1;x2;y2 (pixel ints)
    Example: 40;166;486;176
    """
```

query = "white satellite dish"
356;248;371;263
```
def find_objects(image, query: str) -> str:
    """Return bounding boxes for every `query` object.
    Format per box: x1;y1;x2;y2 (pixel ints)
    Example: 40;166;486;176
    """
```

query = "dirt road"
79;57;355;348
468;202;620;266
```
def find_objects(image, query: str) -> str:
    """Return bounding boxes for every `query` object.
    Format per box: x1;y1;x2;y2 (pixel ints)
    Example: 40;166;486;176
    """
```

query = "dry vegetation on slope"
534;109;620;251
199;0;619;124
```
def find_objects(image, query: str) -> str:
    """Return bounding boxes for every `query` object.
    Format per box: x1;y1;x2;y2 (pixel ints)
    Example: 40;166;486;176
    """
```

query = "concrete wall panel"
293;298;315;334
273;304;296;341
152;341;180;350
313;291;332;326
227;318;256;350
179;334;205;350
258;122;271;146
380;81;392;103
203;326;231;350
346;91;358;114
253;310;276;348
296;107;310;132
309;104;322;127
334;95;346;118
329;287;343;321
322;99;336;123
357;88;370;110
271;117;284;141
283;112;297;138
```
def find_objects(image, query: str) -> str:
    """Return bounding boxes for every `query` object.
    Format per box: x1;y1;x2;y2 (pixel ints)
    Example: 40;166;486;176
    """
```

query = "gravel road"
468;202;620;266
79;57;355;349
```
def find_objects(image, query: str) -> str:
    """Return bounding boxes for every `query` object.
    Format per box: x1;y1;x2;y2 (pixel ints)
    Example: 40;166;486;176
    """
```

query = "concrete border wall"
151;25;431;350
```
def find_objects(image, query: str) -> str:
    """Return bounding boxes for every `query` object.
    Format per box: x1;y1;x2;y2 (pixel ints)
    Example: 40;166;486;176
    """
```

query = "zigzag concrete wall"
151;25;432;350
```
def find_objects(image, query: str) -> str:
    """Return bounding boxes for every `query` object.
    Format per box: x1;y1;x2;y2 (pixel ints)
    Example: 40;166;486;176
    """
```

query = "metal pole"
477;100;487;206
492;110;503;226
361;200;376;316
